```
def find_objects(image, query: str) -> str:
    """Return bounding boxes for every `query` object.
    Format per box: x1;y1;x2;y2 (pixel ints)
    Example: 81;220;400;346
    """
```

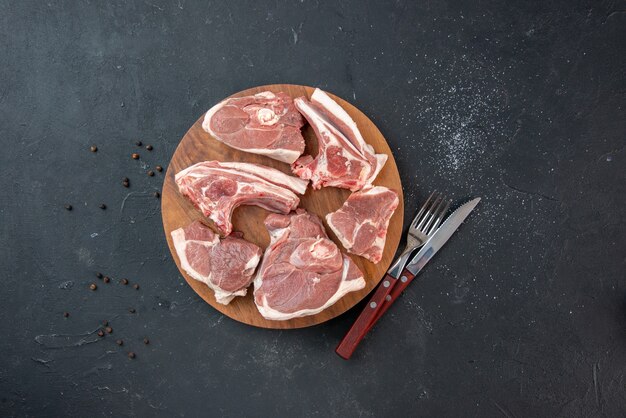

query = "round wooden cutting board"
161;84;404;329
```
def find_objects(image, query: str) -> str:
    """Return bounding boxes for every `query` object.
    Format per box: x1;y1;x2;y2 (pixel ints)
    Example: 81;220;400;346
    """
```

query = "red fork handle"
365;268;416;333
335;273;398;360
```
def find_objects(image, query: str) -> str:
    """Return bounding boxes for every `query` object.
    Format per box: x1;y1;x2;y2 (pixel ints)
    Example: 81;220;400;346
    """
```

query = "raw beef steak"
203;91;306;164
171;221;262;305
254;209;365;320
291;88;388;191
326;186;399;264
176;161;308;236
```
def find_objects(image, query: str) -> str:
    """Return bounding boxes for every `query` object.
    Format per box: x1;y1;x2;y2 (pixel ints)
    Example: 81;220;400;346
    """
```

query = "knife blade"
405;197;481;275
364;197;481;333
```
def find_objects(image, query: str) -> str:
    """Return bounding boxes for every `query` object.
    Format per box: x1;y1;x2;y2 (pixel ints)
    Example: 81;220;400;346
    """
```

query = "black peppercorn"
146;145;153;151
147;170;154;177
133;284;139;290
90;145;97;152
97;330;104;337
135;140;142;146
96;272;103;279
143;338;149;345
128;352;136;359
132;153;139;160
105;326;113;334
103;276;110;283
129;308;136;313
116;339;123;346
154;191;160;198
99;203;106;210
90;283;97;291
121;278;128;285
63;312;69;318
155;165;163;172
64;204;72;211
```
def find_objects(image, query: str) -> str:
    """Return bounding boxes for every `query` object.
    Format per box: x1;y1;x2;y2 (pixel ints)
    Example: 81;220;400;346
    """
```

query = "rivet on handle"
400;276;408;283
370;302;377;309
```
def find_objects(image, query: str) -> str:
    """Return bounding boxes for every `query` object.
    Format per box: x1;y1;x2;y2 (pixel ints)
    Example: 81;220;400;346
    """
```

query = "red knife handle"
365;268;416;333
335;273;398;360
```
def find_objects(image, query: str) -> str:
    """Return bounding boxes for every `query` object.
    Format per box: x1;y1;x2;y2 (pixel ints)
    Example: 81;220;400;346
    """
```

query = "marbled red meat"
291;88;387;191
175;161;308;236
203;91;306;164
171;221;262;304
254;209;365;320
326;186;399;264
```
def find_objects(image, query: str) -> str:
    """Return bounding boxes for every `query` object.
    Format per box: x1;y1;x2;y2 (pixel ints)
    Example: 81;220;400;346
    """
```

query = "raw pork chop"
171;221;262;304
176;161;308;236
254;209;365;320
291;88;388;191
326;186;399;264
202;91;306;164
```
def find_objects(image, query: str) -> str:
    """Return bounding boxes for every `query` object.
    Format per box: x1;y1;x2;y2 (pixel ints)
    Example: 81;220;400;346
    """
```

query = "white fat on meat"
291;88;388;191
175;161;308;236
326;186;399;264
254;209;365;321
171;221;262;305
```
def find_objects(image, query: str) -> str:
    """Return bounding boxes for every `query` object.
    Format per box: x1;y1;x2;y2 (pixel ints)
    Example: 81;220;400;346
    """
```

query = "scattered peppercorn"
143;338;149;345
129;308;136;313
102;320;108;326
135;140;142;146
97;330;104;337
105;326;113;334
89;283;97;291
63;312;69;318
103;276;110;283
122;180;129;188
128;352;136;359
146;144;153;151
121;278;129;285
147;170;154;177
99;203;106;210
132;153;139;160
64;204;72;211
116;339;123;346
96;272;103;279
155;165;163;172
90;145;98;152
154;191;160;198
133;284;139;290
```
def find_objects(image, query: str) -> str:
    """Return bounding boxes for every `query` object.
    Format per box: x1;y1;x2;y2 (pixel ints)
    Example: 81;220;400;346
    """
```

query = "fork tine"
426;198;451;235
421;195;446;233
416;194;443;231
410;191;437;228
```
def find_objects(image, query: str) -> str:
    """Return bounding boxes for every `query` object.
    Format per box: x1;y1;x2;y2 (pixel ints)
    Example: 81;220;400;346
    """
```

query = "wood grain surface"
161;84;404;329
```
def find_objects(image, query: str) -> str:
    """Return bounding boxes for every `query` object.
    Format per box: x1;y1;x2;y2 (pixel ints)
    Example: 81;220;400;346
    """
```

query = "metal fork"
387;192;451;278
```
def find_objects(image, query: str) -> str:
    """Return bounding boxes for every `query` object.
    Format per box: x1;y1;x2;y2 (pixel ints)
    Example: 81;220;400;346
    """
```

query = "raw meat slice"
202;91;306;164
171;221;262;305
326;186;399;264
291;88;388;191
175;161;308;236
254;209;365;320
309;89;388;182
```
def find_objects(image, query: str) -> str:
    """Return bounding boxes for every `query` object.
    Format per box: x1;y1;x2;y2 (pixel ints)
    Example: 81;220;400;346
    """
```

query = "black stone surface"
1;1;625;416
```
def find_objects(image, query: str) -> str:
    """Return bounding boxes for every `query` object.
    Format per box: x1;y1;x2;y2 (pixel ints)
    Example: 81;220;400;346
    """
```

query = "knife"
336;197;481;360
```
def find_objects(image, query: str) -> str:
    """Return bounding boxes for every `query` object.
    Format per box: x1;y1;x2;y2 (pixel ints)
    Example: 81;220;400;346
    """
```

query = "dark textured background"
1;0;625;416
